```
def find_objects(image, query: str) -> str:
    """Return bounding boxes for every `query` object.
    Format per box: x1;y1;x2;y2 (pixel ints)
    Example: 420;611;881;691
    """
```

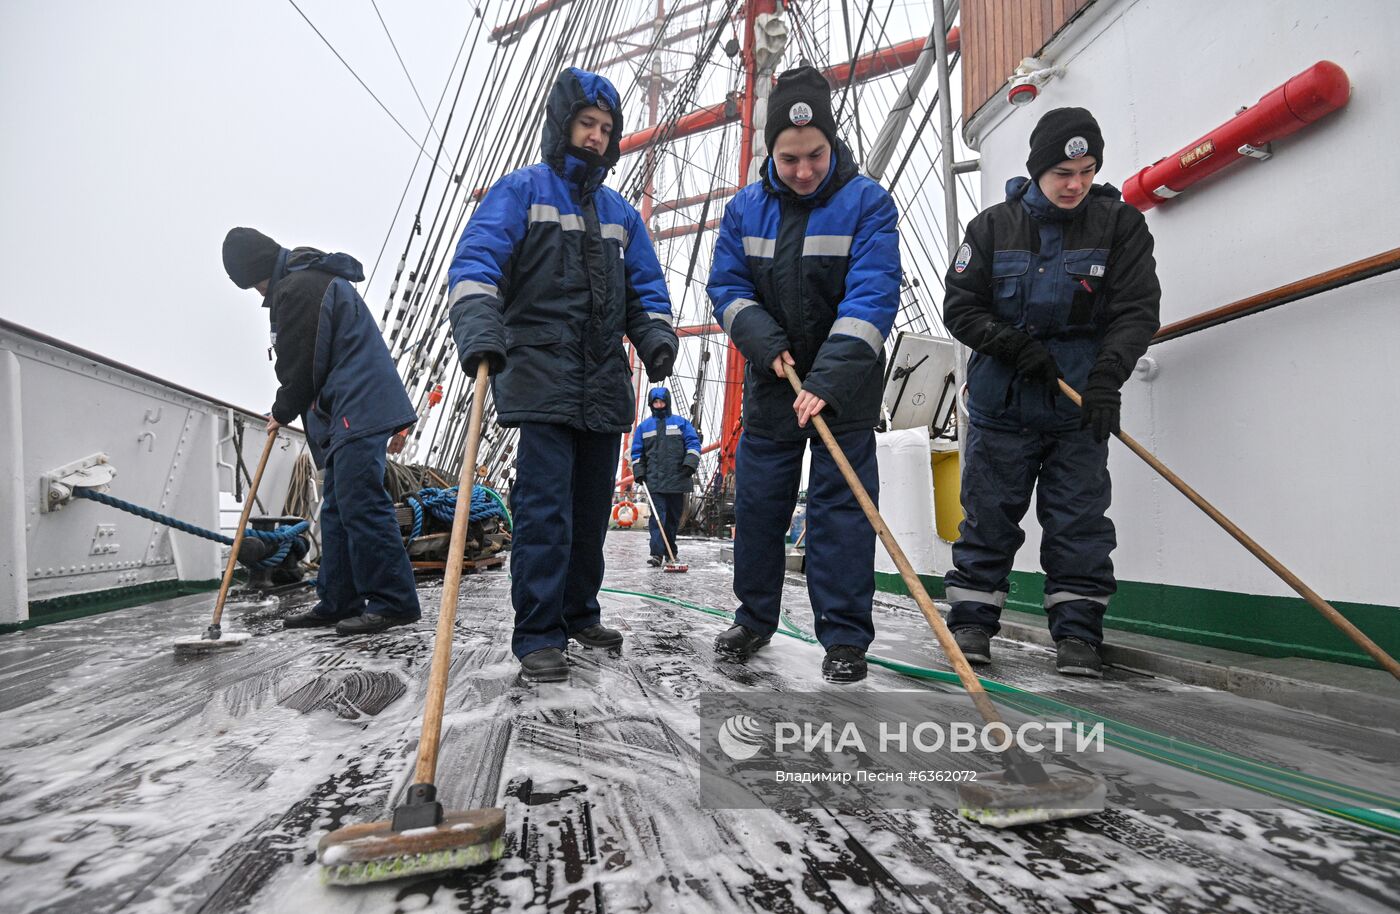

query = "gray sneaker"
952;626;992;665
1055;638;1104;678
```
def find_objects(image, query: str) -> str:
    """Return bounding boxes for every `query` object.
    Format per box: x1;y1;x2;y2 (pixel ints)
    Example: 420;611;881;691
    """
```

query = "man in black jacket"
222;227;420;636
941;108;1161;677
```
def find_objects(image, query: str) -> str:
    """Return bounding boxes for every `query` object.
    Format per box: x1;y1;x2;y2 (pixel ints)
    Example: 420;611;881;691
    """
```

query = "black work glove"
463;350;505;376
646;346;676;383
1079;371;1122;442
983;324;1033;367
632;466;646;486
1014;340;1062;386
681;464;695;477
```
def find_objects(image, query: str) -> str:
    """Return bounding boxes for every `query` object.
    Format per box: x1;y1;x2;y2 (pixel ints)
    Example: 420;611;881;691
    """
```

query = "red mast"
717;0;777;481
620;0;668;487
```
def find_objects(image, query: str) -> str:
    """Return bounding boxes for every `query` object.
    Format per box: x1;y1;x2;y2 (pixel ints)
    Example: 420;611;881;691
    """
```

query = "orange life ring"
612;500;637;528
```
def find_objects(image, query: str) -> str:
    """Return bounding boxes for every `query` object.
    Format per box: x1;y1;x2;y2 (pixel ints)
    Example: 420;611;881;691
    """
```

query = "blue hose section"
72;489;308;569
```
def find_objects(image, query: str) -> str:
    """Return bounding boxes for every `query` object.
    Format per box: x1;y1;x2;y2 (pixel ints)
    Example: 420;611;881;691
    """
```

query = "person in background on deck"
706;66;900;684
221;227;421;636
447;68;678;683
941;107;1162;678
630;386;702;566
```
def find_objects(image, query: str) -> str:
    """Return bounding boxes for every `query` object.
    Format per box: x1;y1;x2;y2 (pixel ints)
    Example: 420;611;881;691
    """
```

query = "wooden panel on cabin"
961;0;1091;123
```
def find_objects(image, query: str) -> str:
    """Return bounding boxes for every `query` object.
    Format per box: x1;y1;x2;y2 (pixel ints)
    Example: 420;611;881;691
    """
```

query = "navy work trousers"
509;423;621;658
315;433;421;621
733;429;878;651
944;422;1115;646
648;490;684;559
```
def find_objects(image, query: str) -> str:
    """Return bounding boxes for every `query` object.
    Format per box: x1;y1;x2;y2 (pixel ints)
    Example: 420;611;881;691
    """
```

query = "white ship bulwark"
0;318;310;628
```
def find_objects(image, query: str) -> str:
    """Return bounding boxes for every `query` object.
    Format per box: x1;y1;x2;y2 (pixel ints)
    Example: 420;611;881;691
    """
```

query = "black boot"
282;608;342;629
952;627;992;666
571;623;623;648
334;613;419;636
714;623;771;661
646;555;663;567
520;648;569;682
822;645;867;683
1055;638;1103;678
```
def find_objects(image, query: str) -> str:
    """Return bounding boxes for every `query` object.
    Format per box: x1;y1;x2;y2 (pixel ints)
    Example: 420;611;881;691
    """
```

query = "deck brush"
958;763;1107;828
638;482;687;573
781;363;1108;827
173;626;251;656
175;429;277;656
317;363;505;885
318;801;505;885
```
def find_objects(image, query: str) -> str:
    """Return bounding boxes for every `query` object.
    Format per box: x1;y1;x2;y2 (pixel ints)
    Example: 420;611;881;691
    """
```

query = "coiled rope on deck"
404;485;508;539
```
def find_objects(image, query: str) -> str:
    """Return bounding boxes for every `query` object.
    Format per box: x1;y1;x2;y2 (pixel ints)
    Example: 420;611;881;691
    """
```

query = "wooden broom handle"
414;363;491;784
1058;378;1400;681
210;428;277;628
638;481;679;563
782;365;1009;726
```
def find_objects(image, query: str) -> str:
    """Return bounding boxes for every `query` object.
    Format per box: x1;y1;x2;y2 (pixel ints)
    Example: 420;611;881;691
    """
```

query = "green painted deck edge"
1;579;221;635
874;569;1399;670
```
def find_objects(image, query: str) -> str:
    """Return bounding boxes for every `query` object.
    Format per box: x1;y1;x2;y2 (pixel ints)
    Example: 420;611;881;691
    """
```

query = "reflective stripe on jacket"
448;68;677;432
707;140;900;440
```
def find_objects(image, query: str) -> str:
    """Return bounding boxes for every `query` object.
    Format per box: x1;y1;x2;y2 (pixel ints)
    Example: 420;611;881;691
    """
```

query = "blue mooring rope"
405;485;507;539
72;489;309;569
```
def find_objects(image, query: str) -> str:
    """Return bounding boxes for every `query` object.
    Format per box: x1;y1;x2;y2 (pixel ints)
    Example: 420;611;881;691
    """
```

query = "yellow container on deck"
930;447;963;542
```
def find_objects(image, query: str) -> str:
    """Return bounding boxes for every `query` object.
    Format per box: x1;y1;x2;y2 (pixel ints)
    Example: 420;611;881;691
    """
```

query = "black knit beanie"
765;66;837;152
1026;107;1104;180
222;227;282;289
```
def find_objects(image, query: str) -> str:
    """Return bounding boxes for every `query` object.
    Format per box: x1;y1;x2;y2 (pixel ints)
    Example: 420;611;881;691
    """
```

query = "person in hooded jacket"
221;227;421;636
706;67;900;684
941;107;1162;678
630;386;702;565
448;68;678;682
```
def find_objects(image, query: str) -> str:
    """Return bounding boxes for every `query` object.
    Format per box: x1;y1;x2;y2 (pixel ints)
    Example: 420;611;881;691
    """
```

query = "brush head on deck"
317;807;507;885
663;562;688;573
957;764;1106;828
172;631;251;655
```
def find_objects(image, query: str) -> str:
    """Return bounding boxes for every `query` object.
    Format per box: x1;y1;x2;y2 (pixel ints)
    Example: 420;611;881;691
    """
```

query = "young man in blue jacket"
222;227;421;636
941;108;1162;677
707;67;900;683
447;68;678;682
630;386;702;565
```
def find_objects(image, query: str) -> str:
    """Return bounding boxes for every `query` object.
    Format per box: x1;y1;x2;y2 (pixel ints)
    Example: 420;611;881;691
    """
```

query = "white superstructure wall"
962;0;1400;608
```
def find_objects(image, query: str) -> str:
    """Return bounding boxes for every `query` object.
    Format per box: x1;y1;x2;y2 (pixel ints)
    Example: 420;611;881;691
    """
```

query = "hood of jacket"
647;385;671;418
265;247;364;305
541;67;623;194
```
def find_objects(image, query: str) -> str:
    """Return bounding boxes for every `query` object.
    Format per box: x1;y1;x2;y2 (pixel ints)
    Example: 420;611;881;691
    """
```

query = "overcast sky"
2;0;471;412
3;1;941;419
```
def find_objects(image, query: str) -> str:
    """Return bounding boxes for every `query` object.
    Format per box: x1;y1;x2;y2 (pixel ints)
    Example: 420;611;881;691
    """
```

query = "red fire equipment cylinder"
1123;61;1350;212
